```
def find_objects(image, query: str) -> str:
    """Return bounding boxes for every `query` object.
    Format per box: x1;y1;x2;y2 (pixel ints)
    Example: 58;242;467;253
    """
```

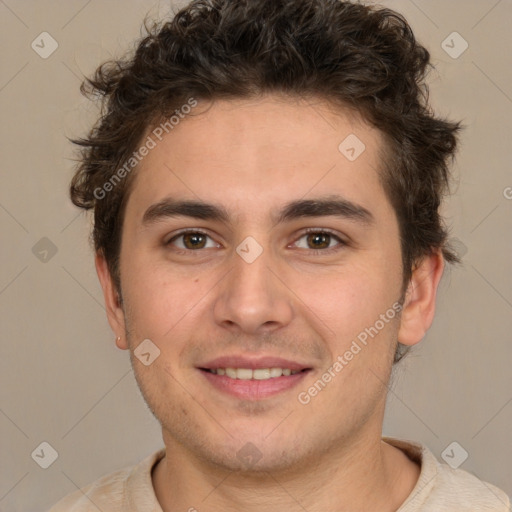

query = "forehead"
125;95;392;225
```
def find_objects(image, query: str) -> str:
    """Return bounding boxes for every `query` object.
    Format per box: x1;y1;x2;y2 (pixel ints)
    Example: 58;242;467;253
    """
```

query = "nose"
212;244;294;335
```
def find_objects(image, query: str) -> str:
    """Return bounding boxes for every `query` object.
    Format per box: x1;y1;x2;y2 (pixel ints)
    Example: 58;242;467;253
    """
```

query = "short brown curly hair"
69;0;462;362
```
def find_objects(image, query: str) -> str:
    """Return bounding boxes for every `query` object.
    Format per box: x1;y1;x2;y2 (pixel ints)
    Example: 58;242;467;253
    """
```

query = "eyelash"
165;228;346;256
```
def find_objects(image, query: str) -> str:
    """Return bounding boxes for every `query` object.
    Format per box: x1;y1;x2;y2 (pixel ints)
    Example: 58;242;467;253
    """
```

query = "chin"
207;443;306;474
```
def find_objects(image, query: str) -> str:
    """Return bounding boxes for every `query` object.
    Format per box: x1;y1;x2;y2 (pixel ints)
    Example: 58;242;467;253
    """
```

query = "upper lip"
198;355;312;371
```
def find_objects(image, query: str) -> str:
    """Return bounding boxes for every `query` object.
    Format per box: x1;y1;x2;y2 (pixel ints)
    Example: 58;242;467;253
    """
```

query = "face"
97;95;442;473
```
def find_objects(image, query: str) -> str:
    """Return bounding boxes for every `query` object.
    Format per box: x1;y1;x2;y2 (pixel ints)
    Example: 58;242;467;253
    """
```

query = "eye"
166;230;219;251
293;229;345;252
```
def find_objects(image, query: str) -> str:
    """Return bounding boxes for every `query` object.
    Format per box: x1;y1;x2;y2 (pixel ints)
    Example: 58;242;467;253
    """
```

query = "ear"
397;250;444;346
95;252;129;350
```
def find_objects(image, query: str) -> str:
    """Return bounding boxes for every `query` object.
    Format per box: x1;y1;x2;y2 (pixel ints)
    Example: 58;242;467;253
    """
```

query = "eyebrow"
141;195;374;227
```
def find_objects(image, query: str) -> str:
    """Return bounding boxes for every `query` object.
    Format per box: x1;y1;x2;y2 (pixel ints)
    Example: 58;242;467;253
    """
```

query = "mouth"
197;356;313;400
202;367;306;379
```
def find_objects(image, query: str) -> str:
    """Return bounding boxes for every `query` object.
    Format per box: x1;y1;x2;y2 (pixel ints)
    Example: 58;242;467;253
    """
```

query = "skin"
96;95;444;511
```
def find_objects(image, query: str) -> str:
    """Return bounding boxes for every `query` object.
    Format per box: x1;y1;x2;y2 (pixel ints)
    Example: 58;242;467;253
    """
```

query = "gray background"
0;1;511;510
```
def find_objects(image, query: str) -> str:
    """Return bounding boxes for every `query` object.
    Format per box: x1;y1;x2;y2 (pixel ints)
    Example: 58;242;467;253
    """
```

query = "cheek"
291;263;402;386
121;256;202;341
295;264;394;337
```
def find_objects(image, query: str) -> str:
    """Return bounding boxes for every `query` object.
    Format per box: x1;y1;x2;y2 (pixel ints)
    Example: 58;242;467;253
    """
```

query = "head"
70;0;461;472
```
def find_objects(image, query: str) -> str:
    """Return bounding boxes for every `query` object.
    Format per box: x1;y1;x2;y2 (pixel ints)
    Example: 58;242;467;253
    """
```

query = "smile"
199;367;312;400
205;367;303;379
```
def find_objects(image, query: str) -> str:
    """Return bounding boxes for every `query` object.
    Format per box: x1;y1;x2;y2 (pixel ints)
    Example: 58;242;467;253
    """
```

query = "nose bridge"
213;237;293;334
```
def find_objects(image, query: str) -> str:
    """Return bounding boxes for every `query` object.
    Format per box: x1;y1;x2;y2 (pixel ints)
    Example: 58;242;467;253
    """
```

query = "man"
50;0;510;510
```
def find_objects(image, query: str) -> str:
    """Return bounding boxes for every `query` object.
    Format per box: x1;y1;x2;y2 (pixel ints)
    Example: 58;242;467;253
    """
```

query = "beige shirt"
48;437;510;511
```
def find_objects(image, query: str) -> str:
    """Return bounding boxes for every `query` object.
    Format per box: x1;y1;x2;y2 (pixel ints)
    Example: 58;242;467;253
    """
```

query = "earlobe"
397;250;445;346
95;252;129;350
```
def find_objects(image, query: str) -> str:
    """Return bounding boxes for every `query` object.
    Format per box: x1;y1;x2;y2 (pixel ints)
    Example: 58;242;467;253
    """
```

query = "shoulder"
47;465;130;511
432;460;510;511
47;449;165;512
384;437;511;512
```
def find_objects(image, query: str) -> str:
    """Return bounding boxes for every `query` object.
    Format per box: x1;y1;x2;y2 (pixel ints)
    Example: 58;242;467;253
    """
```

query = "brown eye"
292;230;345;253
167;231;217;250
306;232;331;249
182;233;207;249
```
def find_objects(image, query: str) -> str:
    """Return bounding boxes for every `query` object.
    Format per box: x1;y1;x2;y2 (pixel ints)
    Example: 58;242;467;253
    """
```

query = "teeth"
253;368;270;380
236;368;253;380
208;367;302;380
225;368;237;379
269;368;282;378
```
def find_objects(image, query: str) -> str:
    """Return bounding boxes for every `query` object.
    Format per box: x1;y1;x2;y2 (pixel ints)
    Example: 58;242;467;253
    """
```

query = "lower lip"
199;369;311;400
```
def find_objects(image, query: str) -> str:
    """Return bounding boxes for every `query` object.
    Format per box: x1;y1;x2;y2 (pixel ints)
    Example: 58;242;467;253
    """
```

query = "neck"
152;427;420;512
